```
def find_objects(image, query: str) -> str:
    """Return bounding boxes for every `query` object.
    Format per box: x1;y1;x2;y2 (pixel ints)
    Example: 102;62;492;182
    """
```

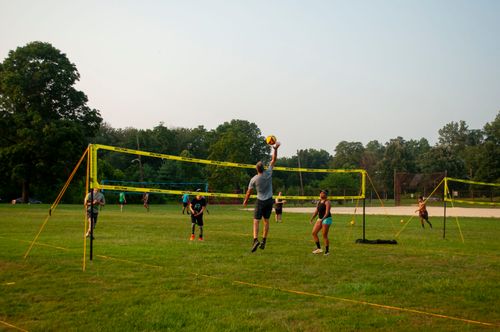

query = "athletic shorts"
254;198;274;220
119;200;126;204
191;214;204;226
419;211;428;219
87;211;99;225
183;202;188;207
275;207;283;215
322;217;332;225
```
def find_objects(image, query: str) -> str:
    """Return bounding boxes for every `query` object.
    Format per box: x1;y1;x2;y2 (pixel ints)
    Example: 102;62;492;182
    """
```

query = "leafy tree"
319;173;361;199
0;41;101;202
207;119;269;192
362;140;385;194
419;145;465;177
377;137;415;196
438;120;470;148
473;111;500;182
332;141;364;169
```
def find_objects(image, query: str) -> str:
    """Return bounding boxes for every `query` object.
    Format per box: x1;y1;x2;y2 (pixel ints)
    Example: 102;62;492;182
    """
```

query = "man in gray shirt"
243;141;281;252
84;187;105;238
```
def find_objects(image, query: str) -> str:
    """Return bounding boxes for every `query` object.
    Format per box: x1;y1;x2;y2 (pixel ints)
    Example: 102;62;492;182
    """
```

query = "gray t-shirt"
248;165;273;201
86;191;105;214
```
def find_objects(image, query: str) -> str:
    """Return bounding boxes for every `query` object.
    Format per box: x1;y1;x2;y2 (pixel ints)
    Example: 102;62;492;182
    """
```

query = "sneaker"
190;234;195;241
324;252;330;256
198;237;203;241
251;240;260;253
312;248;323;254
259;241;266;250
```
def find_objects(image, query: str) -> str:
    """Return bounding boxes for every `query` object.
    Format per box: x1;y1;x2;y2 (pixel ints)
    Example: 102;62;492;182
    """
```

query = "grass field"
1;203;499;331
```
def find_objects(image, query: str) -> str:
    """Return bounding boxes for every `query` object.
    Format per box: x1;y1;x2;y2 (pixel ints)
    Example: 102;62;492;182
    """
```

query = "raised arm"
270;142;281;167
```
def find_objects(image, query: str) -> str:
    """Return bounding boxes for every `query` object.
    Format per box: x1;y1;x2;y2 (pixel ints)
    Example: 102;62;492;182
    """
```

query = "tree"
362;140;385;193
434;120;484;179
377;137;416;196
438;120;470;148
0;42;102;202
419;145;465;177
207;120;269;192
332;141;364;169
473;111;500;182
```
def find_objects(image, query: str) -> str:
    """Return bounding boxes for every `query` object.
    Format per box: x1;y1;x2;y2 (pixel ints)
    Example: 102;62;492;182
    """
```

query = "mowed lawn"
1;203;499;331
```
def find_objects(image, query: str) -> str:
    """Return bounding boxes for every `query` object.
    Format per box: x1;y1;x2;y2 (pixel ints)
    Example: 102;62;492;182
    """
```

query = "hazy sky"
1;0;499;156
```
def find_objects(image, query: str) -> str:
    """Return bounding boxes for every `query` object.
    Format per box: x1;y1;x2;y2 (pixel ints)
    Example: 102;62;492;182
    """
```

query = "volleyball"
266;135;277;145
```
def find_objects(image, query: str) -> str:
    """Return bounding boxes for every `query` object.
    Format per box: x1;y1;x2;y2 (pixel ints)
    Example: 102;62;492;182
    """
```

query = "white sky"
1;0;499;156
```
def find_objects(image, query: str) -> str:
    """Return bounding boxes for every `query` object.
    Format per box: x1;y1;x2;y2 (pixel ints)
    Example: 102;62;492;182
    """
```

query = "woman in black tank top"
309;189;332;255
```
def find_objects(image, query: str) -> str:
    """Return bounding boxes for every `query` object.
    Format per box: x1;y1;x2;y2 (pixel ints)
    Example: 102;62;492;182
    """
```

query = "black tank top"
317;200;331;219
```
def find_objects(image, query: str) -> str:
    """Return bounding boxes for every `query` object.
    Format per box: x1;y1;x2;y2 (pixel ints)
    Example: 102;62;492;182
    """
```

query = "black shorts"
191;214;204;226
87;211;99;224
275;207;283;215
254;198;274;220
419;211;429;220
183;202;188;207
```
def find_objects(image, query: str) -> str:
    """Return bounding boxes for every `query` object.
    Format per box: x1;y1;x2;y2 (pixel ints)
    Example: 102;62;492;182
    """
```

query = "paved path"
283;206;500;218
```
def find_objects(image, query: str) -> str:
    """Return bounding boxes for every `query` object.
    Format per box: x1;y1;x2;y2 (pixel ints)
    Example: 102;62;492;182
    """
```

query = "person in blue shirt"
182;193;190;215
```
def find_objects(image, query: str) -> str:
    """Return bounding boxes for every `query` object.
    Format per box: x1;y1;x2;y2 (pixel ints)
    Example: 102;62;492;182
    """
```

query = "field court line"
5;237;499;327
0;236;71;252
95;254;163;269
0;320;29;332
4;235;498;260
227;279;499;328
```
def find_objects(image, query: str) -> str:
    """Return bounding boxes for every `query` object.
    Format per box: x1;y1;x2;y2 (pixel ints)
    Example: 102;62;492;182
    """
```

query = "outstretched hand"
274;141;281;149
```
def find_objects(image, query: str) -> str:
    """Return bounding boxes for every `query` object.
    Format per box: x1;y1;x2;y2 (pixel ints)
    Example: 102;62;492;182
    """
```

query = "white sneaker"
312;248;323;254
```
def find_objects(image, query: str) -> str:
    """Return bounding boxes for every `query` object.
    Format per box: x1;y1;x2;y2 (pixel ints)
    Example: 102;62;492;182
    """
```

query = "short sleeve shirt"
182;194;190;203
191;197;207;214
248;165;273;201
86;191;105;214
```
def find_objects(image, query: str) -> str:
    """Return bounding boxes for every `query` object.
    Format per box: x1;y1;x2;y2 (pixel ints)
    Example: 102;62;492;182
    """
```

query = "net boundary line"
8;236;498;328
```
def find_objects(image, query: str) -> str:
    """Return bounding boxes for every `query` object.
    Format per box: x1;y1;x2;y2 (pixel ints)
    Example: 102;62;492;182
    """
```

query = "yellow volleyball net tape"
444;177;500;206
89;144;367;201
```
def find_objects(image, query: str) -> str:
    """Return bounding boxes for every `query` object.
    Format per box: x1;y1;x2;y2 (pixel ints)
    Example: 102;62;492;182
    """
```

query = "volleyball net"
444;177;500;206
89;144;367;201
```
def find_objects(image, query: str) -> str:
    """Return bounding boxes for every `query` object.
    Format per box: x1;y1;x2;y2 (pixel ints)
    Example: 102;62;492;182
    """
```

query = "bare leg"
312;220;322;243
262;218;270;239
322;224;330;253
311;220;322;253
253;219;260;239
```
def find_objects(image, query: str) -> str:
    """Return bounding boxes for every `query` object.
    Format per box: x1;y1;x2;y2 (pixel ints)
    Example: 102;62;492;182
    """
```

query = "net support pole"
90;187;94;261
443;173;447;240
89;144;95;261
362;198;366;241
443;200;447;240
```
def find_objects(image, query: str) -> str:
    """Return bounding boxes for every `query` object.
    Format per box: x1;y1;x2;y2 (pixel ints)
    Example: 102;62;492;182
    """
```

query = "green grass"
1;204;499;331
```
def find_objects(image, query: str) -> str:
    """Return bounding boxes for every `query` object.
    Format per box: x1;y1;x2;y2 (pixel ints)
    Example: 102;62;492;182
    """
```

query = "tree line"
1;42;499;204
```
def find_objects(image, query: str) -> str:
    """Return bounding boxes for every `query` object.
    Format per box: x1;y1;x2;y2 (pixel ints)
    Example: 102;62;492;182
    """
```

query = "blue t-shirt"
182;194;190;203
248;165;273;201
